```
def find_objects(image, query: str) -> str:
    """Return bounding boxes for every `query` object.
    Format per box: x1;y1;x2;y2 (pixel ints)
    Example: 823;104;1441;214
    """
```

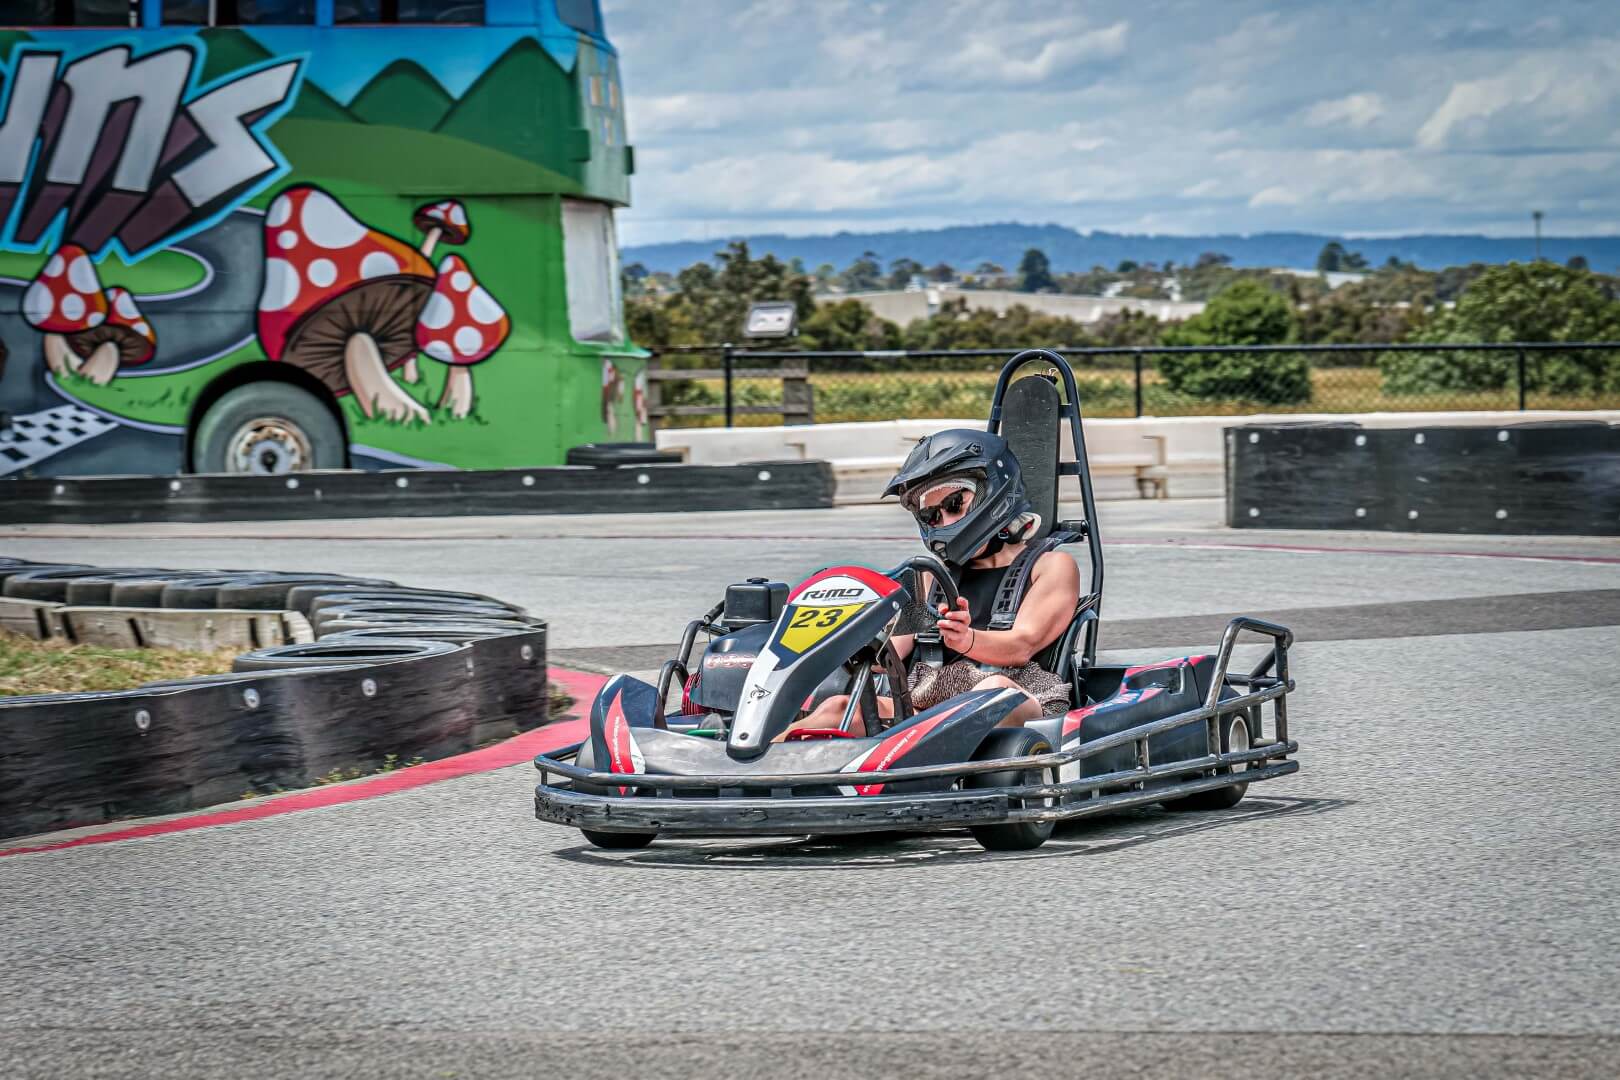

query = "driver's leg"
776;693;895;739
971;674;1042;727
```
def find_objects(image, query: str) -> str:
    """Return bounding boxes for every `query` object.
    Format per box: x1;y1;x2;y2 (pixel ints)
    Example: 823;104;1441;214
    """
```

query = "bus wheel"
195;383;345;474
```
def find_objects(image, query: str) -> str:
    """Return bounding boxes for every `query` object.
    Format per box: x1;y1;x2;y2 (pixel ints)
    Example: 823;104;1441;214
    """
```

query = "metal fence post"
1517;348;1527;411
722;343;735;427
1134;352;1144;418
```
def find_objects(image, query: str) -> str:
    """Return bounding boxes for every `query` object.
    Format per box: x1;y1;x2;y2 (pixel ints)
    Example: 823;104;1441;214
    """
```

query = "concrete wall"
831;288;1206;326
656;410;1620;506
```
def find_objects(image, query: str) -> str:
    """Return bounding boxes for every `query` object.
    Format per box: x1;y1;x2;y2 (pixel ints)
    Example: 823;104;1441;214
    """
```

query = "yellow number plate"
777;603;866;654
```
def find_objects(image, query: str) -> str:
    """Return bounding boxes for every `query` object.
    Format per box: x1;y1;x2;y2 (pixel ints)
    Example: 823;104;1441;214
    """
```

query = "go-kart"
534;349;1299;851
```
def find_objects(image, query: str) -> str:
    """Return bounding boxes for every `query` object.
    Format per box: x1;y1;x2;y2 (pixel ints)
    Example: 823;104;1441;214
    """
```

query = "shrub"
1158;280;1311;405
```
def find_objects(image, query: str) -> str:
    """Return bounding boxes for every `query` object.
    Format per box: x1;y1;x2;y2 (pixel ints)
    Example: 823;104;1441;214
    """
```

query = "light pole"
1532;210;1543;262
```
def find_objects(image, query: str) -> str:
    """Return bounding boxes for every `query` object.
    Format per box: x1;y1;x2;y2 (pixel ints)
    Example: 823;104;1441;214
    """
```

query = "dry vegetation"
0;629;237;698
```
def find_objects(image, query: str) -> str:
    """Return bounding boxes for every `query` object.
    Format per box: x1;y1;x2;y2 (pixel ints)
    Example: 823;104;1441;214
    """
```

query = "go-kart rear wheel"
964;728;1055;852
581;829;657;850
1162;707;1254;812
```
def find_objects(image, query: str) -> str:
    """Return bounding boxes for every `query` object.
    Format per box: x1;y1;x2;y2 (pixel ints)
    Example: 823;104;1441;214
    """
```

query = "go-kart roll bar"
987;349;1106;669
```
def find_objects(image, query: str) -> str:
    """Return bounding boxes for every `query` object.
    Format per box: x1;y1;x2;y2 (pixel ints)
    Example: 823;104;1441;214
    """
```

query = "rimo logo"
801;587;866;602
0;44;302;258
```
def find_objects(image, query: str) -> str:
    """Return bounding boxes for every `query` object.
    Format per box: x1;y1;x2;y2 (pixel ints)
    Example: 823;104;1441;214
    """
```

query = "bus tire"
194;382;345;474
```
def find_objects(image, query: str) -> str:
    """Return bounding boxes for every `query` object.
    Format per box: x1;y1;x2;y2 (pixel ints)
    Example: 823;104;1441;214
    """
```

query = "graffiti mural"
0;6;643;479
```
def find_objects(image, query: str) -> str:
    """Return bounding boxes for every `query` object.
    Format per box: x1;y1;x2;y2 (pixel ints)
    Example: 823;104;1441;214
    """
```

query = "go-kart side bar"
535;678;1290;792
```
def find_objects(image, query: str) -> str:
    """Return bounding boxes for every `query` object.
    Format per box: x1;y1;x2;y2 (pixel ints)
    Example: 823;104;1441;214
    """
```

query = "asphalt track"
2;498;1618;1079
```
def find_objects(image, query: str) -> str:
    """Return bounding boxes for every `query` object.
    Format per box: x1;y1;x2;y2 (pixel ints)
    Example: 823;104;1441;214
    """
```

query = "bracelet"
968;628;976;654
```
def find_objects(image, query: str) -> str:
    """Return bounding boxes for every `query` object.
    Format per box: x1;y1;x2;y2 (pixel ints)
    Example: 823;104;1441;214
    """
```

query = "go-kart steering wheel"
889;553;960;612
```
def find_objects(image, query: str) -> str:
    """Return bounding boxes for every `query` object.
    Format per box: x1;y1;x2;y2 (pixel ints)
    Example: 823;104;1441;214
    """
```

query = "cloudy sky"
602;0;1620;247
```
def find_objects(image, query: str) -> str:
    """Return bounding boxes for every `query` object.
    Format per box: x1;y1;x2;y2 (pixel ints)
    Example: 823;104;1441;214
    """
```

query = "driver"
783;429;1080;737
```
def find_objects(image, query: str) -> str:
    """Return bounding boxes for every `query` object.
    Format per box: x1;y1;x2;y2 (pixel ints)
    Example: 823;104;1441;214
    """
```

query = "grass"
661;365;1620;427
0;629;236;698
0;248;208;296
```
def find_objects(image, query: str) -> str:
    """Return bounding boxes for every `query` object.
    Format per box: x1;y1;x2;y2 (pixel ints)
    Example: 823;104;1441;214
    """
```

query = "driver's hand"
937;598;974;655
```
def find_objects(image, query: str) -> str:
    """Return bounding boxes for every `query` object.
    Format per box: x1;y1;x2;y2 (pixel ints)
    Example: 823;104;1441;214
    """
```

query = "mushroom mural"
602;357;623;436
257;186;436;424
414;254;510;418
403;200;471;383
413;200;470;259
633;368;648;440
22;244;110;377
74;287;156;385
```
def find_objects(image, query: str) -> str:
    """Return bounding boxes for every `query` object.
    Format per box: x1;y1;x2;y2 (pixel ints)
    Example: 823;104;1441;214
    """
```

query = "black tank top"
940;563;1006;663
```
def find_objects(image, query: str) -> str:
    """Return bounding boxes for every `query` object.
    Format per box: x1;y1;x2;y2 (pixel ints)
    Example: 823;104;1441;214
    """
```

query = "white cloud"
1304;92;1385;129
1248;186;1302;208
602;0;1620;245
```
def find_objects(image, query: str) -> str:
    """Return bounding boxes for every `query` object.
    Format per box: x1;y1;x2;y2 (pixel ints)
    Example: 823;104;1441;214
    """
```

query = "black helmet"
883;429;1034;567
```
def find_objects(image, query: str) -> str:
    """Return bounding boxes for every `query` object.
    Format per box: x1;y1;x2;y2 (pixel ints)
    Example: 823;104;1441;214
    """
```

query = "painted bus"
0;0;645;479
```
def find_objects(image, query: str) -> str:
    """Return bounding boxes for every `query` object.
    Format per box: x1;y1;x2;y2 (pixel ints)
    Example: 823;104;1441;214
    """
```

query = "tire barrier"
1226;421;1620;535
0;561;550;840
0;460;836;525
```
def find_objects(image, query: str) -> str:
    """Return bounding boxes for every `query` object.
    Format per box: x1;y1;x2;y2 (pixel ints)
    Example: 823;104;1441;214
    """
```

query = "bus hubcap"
227;417;312;474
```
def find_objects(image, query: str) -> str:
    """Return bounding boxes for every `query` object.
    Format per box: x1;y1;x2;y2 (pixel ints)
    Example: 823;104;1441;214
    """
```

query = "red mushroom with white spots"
402;200;471;384
412;199;470;259
22;244;110;377
74;286;156;385
257;186;436;424
414;254;510;418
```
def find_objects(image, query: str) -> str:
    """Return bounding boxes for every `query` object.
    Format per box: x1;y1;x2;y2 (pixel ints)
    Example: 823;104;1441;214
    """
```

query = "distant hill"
624;223;1620;274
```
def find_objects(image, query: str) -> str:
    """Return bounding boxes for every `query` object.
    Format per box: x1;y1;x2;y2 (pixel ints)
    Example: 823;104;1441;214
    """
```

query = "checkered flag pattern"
0;405;120;476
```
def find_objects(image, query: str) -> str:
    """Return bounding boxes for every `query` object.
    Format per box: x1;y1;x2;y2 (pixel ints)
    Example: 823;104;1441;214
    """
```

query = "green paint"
0;249;207;297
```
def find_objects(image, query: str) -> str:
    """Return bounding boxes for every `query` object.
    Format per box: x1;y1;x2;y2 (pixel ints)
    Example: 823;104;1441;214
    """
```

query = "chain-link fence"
645;343;1620;428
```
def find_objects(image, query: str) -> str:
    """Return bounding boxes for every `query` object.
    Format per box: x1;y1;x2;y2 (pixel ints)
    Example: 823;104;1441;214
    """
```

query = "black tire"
565;442;682;468
1161;707;1254;812
581;829;657;849
964;727;1056;852
231;638;459;672
193;382;345;474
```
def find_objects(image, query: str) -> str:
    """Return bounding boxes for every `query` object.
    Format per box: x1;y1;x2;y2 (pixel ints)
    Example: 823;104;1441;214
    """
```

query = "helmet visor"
901;471;985;530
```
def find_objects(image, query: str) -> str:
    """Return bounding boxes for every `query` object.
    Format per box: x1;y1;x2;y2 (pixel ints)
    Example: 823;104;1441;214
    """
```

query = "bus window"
334;0;484;23
8;0;132;24
555;0;599;35
161;0;316;23
561;199;624;344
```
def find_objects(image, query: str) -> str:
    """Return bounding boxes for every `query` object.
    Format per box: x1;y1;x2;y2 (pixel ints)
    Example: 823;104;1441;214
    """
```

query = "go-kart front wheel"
1162;707;1254;812
581;829;657;850
965;728;1055;852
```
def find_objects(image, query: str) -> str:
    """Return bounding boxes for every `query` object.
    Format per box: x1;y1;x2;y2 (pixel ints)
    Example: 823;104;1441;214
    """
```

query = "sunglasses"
913;490;970;527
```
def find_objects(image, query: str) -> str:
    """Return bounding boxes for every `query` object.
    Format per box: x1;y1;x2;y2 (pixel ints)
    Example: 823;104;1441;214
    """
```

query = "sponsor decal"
788;566;900;603
746;684;772;702
704;652;756;669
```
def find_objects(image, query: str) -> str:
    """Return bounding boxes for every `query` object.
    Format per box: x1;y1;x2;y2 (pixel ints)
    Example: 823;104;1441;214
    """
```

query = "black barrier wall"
0;561;551;840
0;462;835;525
1226;422;1620;535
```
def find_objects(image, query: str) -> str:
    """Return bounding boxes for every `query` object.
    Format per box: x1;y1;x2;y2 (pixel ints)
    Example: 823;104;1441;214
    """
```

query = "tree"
886;257;925;290
975;261;1005;276
1567;254;1590;271
1016;248;1055;292
623;240;815;348
1160;279;1310;404
1342;249;1370;272
837;251;883;292
1316;241;1348;272
1116;259;1139;273
1381;262;1620;396
1194;252;1231;270
926;261;956;282
798;299;903;352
